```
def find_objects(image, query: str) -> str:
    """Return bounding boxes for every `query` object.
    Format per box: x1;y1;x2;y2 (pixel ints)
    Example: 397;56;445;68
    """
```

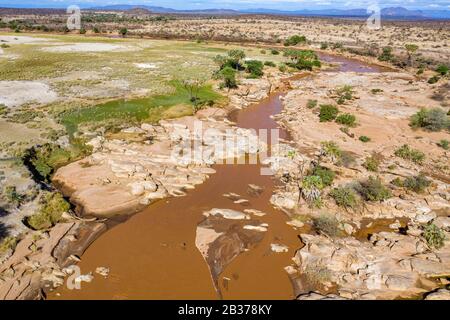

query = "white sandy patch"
0;35;57;44
134;63;158;69
41;43;137;53
0;81;58;107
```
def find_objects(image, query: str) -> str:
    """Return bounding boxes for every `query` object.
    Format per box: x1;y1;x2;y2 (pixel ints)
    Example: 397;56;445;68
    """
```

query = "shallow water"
49;53;383;300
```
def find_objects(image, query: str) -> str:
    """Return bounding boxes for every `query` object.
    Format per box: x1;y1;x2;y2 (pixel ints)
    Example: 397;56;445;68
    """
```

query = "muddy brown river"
50;53;387;300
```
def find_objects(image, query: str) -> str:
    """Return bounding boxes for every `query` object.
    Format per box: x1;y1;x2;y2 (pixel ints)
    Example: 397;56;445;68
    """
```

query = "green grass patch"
60;80;223;136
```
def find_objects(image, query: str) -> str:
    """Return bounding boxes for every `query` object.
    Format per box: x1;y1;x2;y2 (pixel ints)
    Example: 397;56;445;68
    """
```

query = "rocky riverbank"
0;70;286;299
265;69;450;299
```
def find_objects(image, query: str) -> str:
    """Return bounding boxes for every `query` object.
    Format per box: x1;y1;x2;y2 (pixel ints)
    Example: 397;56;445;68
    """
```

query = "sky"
0;0;449;11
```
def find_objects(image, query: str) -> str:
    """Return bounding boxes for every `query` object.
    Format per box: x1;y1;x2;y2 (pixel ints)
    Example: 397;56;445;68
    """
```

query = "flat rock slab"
195;212;266;292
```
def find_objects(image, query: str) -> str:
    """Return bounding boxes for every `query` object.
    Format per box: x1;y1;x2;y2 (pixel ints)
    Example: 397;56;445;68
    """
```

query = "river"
49;52;388;300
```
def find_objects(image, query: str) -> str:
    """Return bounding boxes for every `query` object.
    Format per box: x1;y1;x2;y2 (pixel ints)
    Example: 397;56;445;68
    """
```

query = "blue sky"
1;0;449;10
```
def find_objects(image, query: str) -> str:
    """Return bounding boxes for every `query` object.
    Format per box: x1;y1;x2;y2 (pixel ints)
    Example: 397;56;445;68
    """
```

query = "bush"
311;166;335;187
4;186;25;207
278;64;287;72
378;46;393;61
357;176;392;201
26;192;70;230
22;141;92;182
245;60;264;78
336;113;356;127
435;65;449;76
359;135;371;143
403;174;431;193
410;108;449;132
320;43;328;50
285;49;321;70
306;99;317;109
0;236;17;254
302;175;324;203
438;139;449;150
264;61;276;67
330;186;358;209
0;104;7;116
303;263;332;288
428;75;440;84
335;85;353;105
284;35;307;46
319;104;339;122
271;49;280;55
320;141;342;161
313;214;341;237
394;144;426;165
423;224;446;249
218;66;237;89
119;27;128;37
363;153;382;172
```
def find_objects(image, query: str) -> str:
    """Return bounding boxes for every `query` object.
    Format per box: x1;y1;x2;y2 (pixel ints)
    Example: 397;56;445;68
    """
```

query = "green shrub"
391;177;404;187
357;176;392;201
313;214;341;237
218;66;238;89
363;154;381;172
335;85;353;104
394;144;426;165
320;141;342;161
423;224;446;249
0;104;7;116
302;175;324;203
378;46;393;61
119;27;128;37
428;75;440;84
311;166;335;187
284;35;307;46
306;99;318;109
4;186;25;207
278;64;287;72
271;49;280;55
435;65;449;76
336;113;356;127
359;135;371;143
23;141;92;182
26;192;70;230
319;104;339;122
260;49;266;54
245;60;264;78
0;236;17;254
320;43;328;50
285;49;321;70
403;174;431;193
410;108;449;132
438;139;449;150
263;61;276;67
330;186;358;209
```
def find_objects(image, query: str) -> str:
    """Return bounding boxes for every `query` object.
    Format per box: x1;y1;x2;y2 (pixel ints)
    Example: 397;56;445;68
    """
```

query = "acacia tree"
180;78;207;113
405;44;419;67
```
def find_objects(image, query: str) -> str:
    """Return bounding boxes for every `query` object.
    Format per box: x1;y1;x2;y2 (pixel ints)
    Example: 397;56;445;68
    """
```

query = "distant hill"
89;5;239;15
88;5;449;19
